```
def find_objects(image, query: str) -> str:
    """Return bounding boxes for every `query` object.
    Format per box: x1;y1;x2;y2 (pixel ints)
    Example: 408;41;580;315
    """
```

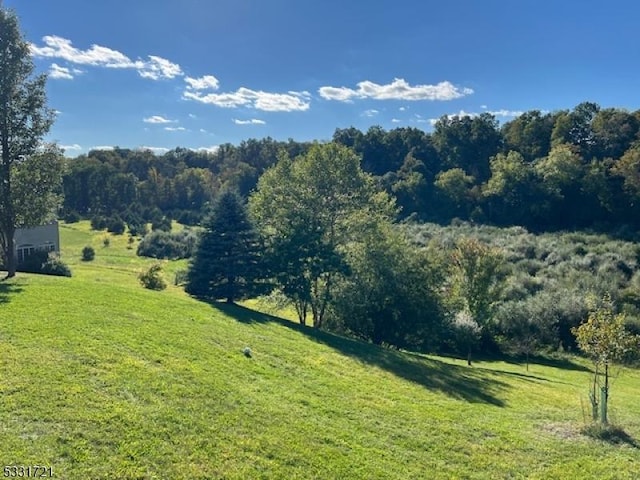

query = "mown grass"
0;222;639;478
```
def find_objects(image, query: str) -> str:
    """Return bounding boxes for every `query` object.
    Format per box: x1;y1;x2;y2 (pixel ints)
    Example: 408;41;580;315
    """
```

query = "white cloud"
399;106;407;111
49;63;74;80
487;109;524;118
199;128;208;133
319;78;473;102
184;87;310;112
391;118;401;123
138;146;170;155
362;109;379;117
233;118;266;125
427;108;524;126
185;75;220;90
61;143;82;151
138;55;183;80
91;145;114;151
193;145;220;154
164;126;186;131
143;115;175;124
189;113;197;119
31;35;182;80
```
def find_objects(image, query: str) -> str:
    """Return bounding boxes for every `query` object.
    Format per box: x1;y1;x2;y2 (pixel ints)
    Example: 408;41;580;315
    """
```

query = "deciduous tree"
249;143;395;327
0;8;56;277
572;294;639;424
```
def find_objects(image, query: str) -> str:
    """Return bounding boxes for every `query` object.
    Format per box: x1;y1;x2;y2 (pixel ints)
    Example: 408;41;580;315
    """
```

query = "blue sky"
6;0;640;156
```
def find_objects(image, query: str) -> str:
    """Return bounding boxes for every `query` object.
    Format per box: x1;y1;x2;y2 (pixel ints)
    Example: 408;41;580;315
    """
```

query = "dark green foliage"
106;216;126;235
62;210;80;223
0;9;57;278
186;191;265;303
40;255;72;277
138;263;166;290
90;215;107;230
250;143;396;327
81;246;95;261
19;250;71;277
59;102;640;233
127;221;148;238
173;269;188;286
329;225;444;350
136;230;198;260
151;216;172;232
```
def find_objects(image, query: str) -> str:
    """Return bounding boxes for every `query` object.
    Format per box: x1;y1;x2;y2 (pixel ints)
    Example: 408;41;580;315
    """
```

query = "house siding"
14;221;60;262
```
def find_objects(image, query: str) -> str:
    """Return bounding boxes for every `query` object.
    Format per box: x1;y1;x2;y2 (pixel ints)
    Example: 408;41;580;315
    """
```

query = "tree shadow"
475;352;591;373
582;423;639;448
211;302;509;406
0;281;23;305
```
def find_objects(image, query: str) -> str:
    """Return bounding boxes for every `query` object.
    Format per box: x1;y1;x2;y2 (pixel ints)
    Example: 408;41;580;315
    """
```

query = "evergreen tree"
186;191;264;303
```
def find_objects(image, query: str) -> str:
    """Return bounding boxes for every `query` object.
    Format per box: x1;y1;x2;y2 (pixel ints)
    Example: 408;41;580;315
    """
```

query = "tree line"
62;102;640;234
183;143;640;365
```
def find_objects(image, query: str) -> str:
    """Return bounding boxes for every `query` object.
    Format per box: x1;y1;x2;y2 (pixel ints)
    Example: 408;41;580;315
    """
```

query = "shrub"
91;215;107;230
63;210;80;223
137;230;198;260
103;237;110;248
19;251;71;277
41;255;72;277
174;269;189;286
81;246;95;261
139;263;167;290
106;216;126;235
127;221;148;237
151;216;172;232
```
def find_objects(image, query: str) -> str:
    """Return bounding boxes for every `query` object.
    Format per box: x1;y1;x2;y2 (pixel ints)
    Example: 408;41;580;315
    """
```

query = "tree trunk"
467;348;472;366
5;228;16;278
600;362;609;424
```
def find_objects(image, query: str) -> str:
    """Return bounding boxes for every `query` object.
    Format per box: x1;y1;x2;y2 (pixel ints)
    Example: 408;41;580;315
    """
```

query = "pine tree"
186;191;264;303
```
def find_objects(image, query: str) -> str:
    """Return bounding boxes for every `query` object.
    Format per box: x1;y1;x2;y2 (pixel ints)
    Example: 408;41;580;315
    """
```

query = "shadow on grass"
475;352;590;373
582;423;639;448
212;302;509;406
0;280;24;305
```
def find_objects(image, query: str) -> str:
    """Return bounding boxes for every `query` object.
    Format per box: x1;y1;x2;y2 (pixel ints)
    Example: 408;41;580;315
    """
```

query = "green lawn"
0;222;639;479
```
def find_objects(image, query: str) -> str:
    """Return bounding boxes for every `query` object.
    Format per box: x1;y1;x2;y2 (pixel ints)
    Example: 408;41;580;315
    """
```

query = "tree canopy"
249;143;396;327
0;7;56;277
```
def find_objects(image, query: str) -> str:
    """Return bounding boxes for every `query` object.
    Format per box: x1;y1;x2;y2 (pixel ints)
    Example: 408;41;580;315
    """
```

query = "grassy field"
1;222;639;479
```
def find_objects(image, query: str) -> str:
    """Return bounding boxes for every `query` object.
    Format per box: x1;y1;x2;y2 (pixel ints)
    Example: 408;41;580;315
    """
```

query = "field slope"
1;222;639;479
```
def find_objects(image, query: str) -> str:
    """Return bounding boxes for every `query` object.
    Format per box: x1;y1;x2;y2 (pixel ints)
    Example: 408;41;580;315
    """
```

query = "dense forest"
62;101;640;234
58;102;640;361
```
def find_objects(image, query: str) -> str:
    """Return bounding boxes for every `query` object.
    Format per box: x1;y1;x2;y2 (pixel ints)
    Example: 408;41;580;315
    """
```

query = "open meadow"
1;222;639;479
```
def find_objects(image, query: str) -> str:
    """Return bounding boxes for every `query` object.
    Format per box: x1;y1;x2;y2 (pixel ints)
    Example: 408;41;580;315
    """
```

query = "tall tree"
0;8;56;277
450;238;505;339
330;221;443;349
249;143;396;327
432;113;502;182
502;110;555;162
186;191;264;303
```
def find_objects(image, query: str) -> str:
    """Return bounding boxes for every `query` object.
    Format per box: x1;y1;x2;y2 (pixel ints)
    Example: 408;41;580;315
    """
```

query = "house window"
40;242;56;253
17;244;35;264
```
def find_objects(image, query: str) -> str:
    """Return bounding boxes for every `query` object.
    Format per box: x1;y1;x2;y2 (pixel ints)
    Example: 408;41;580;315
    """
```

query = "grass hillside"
1;222;640;479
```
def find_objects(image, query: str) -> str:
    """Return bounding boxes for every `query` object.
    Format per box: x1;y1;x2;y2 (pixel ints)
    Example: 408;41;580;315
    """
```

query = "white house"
14;221;60;263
